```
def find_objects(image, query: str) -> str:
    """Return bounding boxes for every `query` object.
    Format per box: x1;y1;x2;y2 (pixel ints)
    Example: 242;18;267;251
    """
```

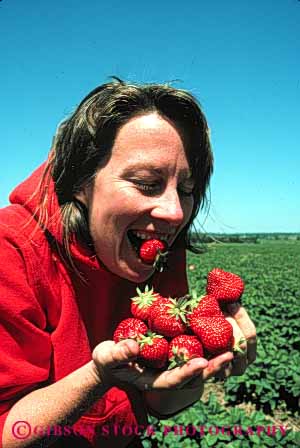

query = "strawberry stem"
233;337;247;354
153;249;169;272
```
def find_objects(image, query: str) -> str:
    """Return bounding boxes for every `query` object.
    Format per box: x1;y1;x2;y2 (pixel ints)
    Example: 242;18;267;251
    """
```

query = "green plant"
142;392;299;447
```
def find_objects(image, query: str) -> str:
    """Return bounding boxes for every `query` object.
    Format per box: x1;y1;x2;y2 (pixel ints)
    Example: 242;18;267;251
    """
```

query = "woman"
0;79;256;447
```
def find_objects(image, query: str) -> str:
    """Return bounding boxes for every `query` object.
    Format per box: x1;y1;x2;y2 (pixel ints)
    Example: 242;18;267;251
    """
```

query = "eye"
134;181;161;195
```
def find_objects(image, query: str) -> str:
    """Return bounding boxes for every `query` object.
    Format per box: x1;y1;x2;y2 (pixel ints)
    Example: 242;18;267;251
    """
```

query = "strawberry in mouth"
127;230;169;272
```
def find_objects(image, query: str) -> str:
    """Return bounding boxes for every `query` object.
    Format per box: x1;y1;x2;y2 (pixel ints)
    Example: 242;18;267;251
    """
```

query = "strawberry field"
142;239;300;447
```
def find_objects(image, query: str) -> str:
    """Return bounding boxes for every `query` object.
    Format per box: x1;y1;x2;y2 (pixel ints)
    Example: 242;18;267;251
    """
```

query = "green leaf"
262;436;277;447
205;434;219;447
141;440;152;448
218;433;232;441
249;434;262;444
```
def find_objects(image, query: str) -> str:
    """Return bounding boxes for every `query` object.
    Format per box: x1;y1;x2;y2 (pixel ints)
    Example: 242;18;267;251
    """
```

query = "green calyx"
168;346;189;370
132;285;156;309
186;291;206;311
233;337;247;354
137;331;163;349
166;297;190;323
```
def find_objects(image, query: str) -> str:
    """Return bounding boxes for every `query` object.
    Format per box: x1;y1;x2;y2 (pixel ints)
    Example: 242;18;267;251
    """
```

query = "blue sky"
1;0;299;233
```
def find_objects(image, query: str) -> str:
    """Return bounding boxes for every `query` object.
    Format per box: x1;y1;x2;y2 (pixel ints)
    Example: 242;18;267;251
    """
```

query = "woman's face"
78;113;195;283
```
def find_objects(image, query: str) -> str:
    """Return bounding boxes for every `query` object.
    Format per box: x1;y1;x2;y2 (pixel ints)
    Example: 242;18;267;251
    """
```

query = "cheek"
99;200;139;234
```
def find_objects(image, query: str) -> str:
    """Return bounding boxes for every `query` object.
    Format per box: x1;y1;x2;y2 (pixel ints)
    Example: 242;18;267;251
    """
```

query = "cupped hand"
92;339;235;392
92;303;256;392
215;302;257;379
92;338;208;391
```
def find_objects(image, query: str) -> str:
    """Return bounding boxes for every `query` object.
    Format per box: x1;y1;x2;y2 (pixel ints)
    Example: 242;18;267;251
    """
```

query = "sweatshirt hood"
9;163;59;230
9;162;102;272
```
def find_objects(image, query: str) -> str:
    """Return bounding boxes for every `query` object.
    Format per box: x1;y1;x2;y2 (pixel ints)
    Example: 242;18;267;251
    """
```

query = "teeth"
133;231;168;242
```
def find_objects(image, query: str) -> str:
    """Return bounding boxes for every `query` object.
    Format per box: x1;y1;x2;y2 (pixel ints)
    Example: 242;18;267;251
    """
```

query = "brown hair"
37;78;213;270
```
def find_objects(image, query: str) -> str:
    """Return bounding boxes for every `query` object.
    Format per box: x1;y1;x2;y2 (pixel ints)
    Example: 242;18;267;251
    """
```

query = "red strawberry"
139;239;166;265
190;316;234;356
148;296;189;338
206;268;244;303
131;285;162;321
187;294;224;319
137;332;169;369
113;318;148;343
168;335;204;369
148;296;172;322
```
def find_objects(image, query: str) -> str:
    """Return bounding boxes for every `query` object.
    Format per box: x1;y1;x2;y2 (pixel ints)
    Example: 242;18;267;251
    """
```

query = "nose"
150;188;185;227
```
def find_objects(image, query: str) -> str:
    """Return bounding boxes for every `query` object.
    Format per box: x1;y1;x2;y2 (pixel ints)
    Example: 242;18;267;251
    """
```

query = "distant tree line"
190;233;300;244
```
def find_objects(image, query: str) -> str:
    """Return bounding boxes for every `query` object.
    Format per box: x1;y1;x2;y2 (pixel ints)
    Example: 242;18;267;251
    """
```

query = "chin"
121;268;154;284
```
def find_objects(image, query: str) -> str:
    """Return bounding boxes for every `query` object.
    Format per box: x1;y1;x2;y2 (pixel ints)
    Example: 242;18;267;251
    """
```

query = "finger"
227;304;256;340
202;352;234;381
227;303;257;364
142;357;209;390
225;316;247;376
225;316;247;351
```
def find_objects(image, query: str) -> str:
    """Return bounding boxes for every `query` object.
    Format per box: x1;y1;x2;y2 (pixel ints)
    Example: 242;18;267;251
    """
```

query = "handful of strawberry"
113;268;245;370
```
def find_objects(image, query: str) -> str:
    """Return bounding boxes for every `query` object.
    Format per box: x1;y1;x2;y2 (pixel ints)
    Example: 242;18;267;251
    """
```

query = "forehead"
114;113;182;144
110;113;191;172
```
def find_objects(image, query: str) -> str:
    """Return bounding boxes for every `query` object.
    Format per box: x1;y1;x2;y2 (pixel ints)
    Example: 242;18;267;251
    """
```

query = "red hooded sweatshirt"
0;164;188;447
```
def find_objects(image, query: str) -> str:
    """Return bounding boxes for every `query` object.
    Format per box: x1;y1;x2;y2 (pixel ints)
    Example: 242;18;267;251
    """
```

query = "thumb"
93;339;139;368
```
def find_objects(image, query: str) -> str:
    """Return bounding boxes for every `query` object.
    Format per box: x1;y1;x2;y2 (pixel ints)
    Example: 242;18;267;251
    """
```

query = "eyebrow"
123;163;193;180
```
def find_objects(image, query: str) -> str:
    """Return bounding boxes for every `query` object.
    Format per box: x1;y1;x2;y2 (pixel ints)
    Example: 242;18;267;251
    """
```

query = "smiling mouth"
127;230;170;257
